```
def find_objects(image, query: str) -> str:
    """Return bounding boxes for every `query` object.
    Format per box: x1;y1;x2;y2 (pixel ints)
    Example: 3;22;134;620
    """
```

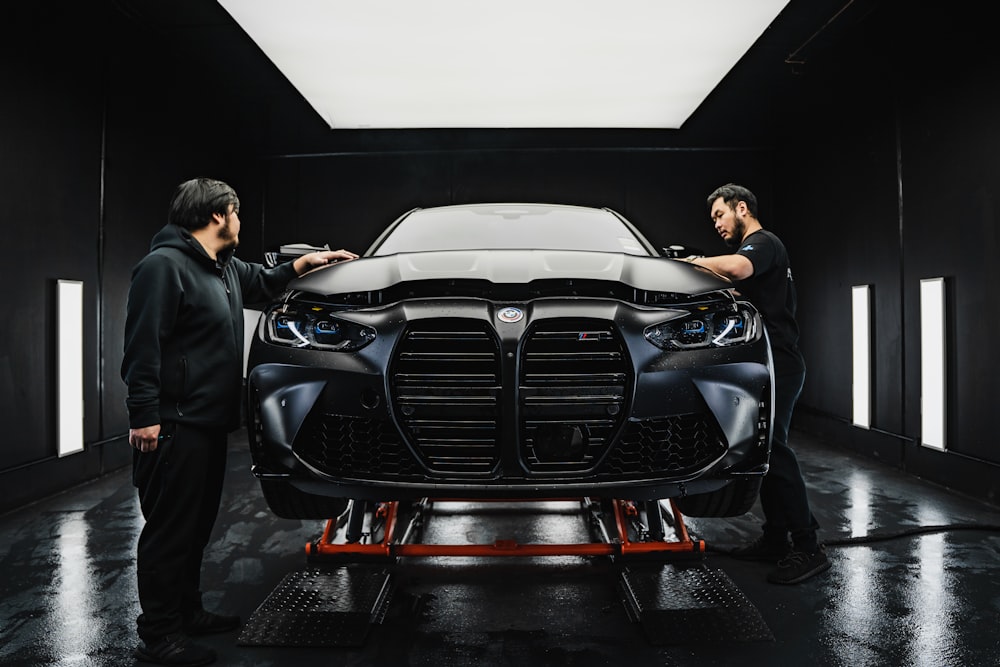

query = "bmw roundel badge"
498;307;524;323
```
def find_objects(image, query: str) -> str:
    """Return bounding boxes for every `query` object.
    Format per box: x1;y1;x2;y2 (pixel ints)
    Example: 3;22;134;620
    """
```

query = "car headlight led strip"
644;302;760;350
264;304;376;351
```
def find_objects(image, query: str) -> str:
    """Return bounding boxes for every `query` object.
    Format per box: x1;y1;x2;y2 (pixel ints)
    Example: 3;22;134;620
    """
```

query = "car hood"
288;249;730;297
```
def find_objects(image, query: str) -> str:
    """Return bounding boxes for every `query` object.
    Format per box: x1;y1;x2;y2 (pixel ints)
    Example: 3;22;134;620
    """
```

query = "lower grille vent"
295;412;423;479
603;414;726;476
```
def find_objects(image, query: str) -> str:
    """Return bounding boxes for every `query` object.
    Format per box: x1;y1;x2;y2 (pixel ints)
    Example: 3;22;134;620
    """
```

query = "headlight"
644;302;760;350
264;304;376;351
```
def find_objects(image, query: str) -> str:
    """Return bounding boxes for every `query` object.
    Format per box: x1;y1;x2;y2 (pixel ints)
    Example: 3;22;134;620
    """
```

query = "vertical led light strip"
242;308;262;378
851;285;871;429
919;277;946;450
58;279;85;457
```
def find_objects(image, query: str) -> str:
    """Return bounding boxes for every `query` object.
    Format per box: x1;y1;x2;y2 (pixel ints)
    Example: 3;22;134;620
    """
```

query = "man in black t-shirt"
687;183;830;585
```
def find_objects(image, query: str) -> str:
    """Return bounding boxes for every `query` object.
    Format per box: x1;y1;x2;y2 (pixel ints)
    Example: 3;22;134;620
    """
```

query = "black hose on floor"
704;522;1000;554
822;522;1000;546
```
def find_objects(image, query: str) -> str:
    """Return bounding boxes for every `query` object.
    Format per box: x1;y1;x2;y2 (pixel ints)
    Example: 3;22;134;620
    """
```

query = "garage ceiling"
216;0;792;130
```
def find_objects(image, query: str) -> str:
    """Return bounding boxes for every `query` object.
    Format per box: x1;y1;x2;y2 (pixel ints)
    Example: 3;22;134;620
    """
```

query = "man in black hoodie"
122;177;357;665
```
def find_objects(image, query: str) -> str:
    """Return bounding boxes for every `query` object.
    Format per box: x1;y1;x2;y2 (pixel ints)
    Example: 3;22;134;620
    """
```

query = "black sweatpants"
759;368;821;552
132;422;228;642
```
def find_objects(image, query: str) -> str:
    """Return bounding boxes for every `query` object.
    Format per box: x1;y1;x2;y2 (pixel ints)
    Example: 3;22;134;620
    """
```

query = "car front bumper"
246;297;773;501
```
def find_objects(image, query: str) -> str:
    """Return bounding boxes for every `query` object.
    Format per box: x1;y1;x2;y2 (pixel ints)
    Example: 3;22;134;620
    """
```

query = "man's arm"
292;249;359;275
687;253;754;281
122;255;178;452
234;249;360;305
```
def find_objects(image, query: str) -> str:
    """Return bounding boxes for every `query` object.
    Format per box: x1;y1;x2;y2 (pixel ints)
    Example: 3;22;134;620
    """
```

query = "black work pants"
132;422;228;642
759;368;820;552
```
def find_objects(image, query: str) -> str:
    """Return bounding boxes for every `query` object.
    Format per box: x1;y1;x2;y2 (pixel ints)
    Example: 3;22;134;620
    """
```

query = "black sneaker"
182;609;241;635
134;634;216;666
767;546;831;584
729;536;792;562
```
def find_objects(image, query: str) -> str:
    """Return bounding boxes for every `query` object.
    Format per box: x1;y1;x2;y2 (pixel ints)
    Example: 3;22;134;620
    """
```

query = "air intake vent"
603;414;726;476
390;320;502;475
520;320;631;473
295;412;423;479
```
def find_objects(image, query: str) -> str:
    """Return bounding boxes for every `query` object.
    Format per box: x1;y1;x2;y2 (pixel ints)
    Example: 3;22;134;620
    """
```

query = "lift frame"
305;497;705;561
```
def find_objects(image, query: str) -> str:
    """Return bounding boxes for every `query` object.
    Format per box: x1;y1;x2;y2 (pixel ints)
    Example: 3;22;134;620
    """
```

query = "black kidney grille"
295;412;424;479
390;321;502;475
602;414;726;477
519;321;630;473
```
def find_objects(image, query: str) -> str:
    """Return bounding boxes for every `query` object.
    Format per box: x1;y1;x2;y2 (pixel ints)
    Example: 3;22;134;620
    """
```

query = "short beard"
724;217;746;249
219;219;239;252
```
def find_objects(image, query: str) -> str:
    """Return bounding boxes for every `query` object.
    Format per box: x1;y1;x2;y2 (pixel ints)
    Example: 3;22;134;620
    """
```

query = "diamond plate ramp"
619;564;773;644
238;566;393;647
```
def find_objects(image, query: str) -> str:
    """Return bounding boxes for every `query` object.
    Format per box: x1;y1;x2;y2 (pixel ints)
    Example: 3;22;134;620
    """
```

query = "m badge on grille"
497;307;523;323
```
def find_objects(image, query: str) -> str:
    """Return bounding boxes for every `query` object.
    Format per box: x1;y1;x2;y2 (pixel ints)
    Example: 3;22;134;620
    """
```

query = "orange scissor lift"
305;496;705;561
236;498;772;648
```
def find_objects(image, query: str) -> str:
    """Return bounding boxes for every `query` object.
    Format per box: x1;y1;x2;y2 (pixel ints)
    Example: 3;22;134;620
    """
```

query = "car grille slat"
396;394;498;403
395;373;498;385
526;351;622;360
398;352;496;362
390;320;502;475
523;372;627;385
524;418;618;428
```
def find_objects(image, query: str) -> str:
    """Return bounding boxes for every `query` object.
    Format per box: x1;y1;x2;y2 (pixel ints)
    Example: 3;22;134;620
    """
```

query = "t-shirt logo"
741;244;754;252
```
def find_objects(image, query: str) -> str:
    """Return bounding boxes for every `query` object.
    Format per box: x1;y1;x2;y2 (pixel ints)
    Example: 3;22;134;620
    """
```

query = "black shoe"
182;609;241;635
729;536;792;562
134;634;216;666
767;546;831;584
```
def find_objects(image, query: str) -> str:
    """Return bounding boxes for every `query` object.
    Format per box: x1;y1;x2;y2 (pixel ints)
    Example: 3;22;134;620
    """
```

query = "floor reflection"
846;475;872;539
51;512;103;667
905;507;961;667
3;430;999;667
823;476;975;667
824;473;891;666
832;549;882;665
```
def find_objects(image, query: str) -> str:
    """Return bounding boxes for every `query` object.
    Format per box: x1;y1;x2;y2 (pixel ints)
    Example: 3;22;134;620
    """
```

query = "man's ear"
210;211;226;225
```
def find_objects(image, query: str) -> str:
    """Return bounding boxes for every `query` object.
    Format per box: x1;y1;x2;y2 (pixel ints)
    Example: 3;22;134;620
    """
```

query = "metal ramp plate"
619;564;773;644
237;566;393;647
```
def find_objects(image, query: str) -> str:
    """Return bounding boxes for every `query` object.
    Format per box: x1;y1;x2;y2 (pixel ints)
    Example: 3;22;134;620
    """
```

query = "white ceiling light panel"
218;0;789;129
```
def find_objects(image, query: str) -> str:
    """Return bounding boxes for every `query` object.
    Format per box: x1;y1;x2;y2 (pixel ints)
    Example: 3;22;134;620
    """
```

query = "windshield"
370;204;653;257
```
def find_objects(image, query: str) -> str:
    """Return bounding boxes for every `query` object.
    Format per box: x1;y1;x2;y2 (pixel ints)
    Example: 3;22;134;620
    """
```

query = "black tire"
259;480;349;520
674;478;762;517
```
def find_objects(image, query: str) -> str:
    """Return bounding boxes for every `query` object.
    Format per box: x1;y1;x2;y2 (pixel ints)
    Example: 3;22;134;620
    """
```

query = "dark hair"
167;178;240;230
706;183;758;219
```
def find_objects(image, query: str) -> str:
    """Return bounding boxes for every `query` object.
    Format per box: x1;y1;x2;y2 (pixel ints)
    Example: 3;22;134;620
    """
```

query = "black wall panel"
894;19;1000;468
257;148;775;262
776;76;904;443
773;1;1000;503
0;6;105;484
258;154;455;254
0;1;275;510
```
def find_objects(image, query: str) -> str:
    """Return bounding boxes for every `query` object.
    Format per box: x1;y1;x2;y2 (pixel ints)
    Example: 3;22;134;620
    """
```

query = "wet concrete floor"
1;428;999;666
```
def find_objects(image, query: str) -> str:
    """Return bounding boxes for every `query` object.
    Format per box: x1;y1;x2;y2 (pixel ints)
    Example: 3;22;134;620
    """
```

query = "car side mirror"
661;244;705;259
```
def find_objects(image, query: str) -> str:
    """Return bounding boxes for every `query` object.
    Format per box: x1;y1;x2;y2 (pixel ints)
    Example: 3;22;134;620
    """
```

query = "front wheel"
674;477;762;517
259;479;349;520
